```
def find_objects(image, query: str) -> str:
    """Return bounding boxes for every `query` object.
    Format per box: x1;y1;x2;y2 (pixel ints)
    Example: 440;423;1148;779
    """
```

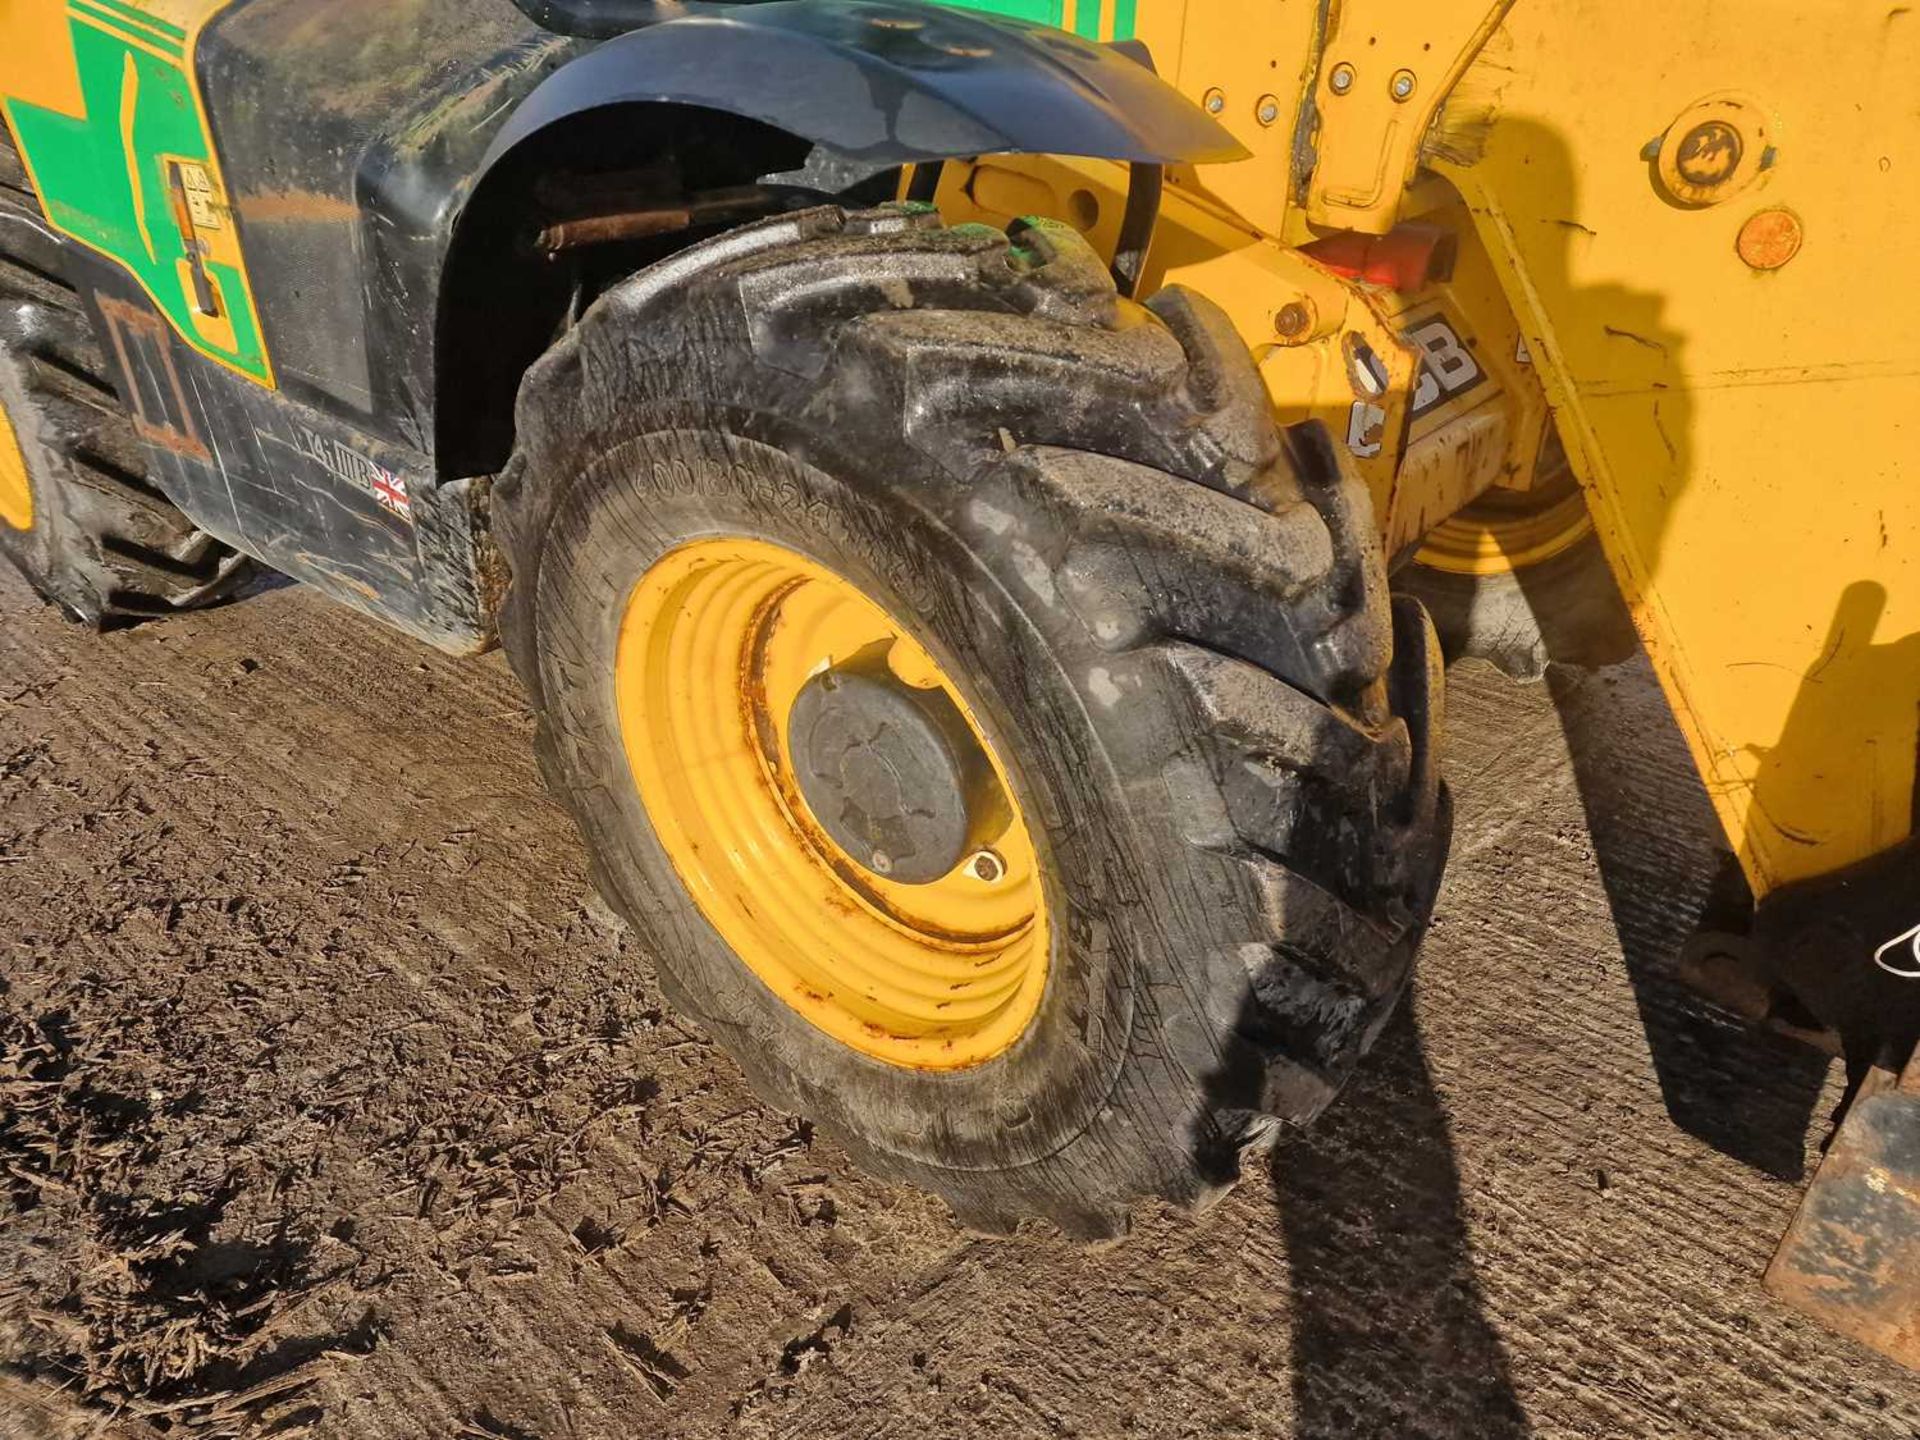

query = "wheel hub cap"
788;658;999;884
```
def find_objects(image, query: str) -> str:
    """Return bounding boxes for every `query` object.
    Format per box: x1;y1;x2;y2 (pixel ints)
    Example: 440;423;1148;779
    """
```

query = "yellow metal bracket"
1305;0;1514;235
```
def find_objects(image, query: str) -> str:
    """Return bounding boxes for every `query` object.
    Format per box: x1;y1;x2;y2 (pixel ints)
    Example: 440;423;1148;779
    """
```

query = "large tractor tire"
0;130;249;624
495;206;1450;1235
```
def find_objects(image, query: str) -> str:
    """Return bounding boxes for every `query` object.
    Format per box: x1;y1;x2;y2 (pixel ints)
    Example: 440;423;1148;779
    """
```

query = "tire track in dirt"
0;573;969;1437
3;569;1916;1439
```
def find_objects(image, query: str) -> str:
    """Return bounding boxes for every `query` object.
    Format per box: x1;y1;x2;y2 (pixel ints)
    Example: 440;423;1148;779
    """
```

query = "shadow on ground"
1261;647;1833;1438
1271;1007;1531;1440
1547;662;1835;1183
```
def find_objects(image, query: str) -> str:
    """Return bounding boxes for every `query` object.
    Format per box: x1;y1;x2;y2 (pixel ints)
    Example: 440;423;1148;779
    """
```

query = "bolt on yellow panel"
1306;0;1516;235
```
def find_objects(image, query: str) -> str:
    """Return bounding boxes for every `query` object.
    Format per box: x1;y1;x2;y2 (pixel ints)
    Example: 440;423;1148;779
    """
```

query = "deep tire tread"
496;206;1449;1234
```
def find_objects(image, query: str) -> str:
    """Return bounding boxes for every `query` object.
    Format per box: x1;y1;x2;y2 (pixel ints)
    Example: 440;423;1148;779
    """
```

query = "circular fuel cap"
788;661;992;884
1652;93;1771;208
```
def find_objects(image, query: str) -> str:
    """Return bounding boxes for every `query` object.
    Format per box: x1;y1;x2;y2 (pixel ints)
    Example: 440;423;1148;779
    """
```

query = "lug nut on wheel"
970;850;1005;883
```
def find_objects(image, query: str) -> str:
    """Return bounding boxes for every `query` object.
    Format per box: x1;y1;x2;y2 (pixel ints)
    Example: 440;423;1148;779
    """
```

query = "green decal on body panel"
2;3;272;386
929;1;1137;41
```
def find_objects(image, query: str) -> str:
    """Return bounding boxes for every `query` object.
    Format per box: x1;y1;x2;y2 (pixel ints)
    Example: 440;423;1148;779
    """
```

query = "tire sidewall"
530;421;1143;1174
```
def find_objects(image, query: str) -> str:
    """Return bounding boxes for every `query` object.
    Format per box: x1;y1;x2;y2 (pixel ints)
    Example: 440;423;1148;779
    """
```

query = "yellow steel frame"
955;0;1918;902
1425;2;1919;893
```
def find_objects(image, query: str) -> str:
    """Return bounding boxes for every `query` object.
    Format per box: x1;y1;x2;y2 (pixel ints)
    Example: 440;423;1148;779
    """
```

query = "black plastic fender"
479;0;1247;177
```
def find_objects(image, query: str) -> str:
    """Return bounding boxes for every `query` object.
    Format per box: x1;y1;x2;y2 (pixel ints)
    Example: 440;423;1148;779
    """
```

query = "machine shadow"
1742;582;1920;1071
1542;658;1834;1180
1266;1007;1531;1439
1254;113;1854;1436
1486;114;1836;1181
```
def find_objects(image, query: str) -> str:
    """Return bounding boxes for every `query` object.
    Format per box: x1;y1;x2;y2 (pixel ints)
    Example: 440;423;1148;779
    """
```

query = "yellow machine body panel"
1429;2;1920;892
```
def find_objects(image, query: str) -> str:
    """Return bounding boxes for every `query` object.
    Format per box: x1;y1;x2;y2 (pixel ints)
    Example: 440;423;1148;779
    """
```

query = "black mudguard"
196;0;1234;463
55;0;1239;653
482;2;1245;176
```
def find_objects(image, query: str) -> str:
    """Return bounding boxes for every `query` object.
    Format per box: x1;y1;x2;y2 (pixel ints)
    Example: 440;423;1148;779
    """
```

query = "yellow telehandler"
0;0;1911;1362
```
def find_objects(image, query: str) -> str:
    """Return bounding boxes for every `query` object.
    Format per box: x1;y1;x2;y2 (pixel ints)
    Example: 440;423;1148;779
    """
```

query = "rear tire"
1395;440;1636;681
496;207;1450;1235
0;127;250;624
1397;532;1637;680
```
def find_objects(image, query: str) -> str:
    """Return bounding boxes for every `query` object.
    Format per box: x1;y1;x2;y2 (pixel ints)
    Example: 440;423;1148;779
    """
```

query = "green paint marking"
85;0;188;39
67;0;186;56
6;15;269;383
931;1;1065;25
926;1;1137;40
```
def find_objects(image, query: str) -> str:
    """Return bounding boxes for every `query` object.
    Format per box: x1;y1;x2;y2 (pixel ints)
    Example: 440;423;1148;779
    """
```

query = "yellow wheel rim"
1414;486;1591;578
0;403;30;531
615;537;1048;1070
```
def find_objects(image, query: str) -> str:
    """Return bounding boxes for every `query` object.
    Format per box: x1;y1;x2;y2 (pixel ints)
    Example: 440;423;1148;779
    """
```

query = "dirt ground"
1;564;1915;1440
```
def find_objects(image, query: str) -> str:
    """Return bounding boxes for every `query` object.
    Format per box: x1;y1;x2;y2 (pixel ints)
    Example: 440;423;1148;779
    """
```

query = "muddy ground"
0;564;1914;1440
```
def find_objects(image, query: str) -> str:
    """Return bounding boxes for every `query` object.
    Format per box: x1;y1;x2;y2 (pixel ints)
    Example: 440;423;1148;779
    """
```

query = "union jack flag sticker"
370;465;412;520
